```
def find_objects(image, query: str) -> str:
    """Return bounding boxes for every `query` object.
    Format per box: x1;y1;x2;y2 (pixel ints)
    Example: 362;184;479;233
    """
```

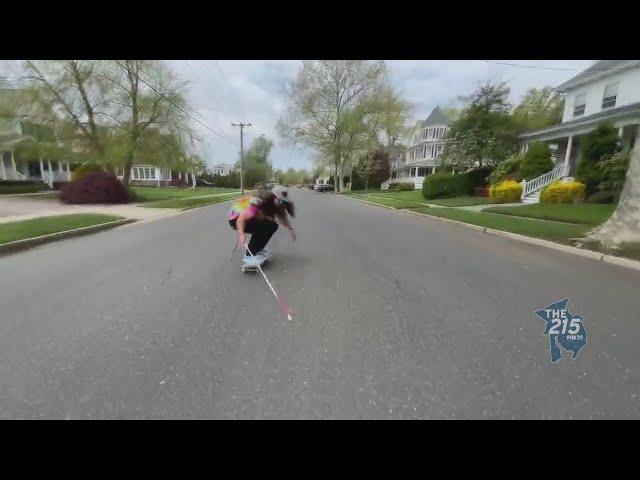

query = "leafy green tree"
442;81;518;169
518;141;554;180
599;151;630;198
512;87;564;131
106;60;194;185
577;122;620;195
23;60;116;163
239;135;274;187
354;148;389;194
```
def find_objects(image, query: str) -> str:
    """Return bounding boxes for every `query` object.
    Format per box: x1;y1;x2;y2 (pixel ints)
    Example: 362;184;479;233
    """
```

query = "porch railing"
521;163;565;199
5;170;26;181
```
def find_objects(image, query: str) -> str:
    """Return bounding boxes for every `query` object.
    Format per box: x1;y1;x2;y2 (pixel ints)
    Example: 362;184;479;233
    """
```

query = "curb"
339;195;640;273
406;209;640;272
403;209;487;232
335;194;399;211
0;218;136;256
137;195;239;212
179;196;240;212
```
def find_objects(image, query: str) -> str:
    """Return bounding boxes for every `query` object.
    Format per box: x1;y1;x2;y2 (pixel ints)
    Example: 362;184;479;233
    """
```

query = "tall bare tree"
23;60;115;162
107;60;194;184
277;60;387;192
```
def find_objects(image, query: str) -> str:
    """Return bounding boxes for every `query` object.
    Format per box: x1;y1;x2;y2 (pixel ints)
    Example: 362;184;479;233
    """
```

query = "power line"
480;60;623;71
215;61;247;121
114;61;237;146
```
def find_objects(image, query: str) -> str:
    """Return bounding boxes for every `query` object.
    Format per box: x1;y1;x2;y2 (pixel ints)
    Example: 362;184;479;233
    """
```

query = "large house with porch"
0;116;72;186
518;60;640;203
381;106;451;190
2;87;200;188
210;163;234;177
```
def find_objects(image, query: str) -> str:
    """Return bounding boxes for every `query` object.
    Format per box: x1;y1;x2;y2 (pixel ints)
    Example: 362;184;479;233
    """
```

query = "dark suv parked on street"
315;183;335;192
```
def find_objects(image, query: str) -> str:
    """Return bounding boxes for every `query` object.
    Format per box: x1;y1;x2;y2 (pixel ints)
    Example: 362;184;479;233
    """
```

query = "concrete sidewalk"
0;202;179;224
0;190;239;224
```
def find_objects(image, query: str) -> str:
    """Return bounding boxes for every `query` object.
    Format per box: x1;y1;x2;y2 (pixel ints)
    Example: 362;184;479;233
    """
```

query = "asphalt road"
1;189;639;419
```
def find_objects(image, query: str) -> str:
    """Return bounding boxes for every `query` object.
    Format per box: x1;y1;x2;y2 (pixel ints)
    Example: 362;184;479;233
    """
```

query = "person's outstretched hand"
290;228;296;242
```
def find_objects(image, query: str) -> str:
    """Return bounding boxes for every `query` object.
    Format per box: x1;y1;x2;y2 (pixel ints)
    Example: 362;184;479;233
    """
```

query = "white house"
210;163;234;176
518;60;640;203
381;106;451;190
0;117;71;186
315;165;331;186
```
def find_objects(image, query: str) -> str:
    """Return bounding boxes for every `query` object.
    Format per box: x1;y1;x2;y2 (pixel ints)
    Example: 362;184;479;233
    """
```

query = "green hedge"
587;190;617;204
0;181;50;194
72;163;103;183
389;182;415;191
422;173;472;199
519;142;553;180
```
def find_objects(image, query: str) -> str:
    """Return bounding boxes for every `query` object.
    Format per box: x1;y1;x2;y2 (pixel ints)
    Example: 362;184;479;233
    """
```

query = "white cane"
245;244;292;321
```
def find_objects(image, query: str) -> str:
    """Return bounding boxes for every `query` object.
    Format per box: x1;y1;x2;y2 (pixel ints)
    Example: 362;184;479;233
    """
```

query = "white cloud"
2;59;595;172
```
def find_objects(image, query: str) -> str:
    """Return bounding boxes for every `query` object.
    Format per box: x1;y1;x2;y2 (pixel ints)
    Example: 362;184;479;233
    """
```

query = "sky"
2;60;594;171
168;60;594;172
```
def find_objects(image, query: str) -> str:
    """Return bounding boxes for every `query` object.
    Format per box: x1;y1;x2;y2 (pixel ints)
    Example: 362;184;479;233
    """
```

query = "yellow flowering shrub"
540;180;586;204
489;180;523;203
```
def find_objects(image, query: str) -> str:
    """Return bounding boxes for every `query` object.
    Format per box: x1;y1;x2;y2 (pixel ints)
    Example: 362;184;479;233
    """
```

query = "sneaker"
258;248;272;258
242;255;262;266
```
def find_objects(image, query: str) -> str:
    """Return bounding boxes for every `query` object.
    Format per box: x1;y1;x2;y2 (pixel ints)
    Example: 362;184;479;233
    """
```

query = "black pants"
229;218;278;255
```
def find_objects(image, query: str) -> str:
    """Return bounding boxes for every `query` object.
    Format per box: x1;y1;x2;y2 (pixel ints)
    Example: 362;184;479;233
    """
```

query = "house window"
418;167;427;176
574;93;586;117
602;82;618;109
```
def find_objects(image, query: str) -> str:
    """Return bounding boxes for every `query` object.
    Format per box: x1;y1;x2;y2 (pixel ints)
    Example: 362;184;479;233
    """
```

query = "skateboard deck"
241;254;272;272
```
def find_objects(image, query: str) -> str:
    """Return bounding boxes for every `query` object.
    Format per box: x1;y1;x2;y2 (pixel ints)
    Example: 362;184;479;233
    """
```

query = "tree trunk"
365;174;369;196
339;161;345;192
122;149;134;186
588;141;640;246
334;144;341;193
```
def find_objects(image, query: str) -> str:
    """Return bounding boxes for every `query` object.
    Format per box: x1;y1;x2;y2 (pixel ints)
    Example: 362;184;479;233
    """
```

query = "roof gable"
556;60;640;92
422;106;451;127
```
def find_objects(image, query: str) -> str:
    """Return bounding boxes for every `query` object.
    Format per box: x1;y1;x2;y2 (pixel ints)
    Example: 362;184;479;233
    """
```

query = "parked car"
315;183;335;192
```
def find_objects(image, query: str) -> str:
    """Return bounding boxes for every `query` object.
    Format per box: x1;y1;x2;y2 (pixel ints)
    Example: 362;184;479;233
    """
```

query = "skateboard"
241;252;272;273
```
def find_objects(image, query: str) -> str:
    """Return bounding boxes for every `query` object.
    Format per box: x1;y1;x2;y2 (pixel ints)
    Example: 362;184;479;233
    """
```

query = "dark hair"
280;200;295;218
257;190;277;218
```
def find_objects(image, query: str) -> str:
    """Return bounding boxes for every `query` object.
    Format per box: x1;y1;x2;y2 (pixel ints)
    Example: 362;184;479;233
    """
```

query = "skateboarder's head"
272;187;295;218
257;190;277;218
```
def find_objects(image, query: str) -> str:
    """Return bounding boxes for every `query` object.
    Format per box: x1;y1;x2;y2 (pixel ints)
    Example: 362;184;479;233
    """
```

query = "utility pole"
232;122;251;193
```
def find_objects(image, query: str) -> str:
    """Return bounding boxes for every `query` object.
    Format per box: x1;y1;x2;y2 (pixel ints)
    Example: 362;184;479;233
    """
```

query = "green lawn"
424;196;493;207
374;190;425;202
140;194;240;210
349;194;427;209
0;183;52;195
16;192;61;200
131;186;239;202
409;207;589;243
483;203;616;226
373;190;493;207
0;214;123;245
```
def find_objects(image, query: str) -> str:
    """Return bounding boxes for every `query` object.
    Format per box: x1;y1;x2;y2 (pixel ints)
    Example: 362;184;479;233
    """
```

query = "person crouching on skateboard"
228;188;296;267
